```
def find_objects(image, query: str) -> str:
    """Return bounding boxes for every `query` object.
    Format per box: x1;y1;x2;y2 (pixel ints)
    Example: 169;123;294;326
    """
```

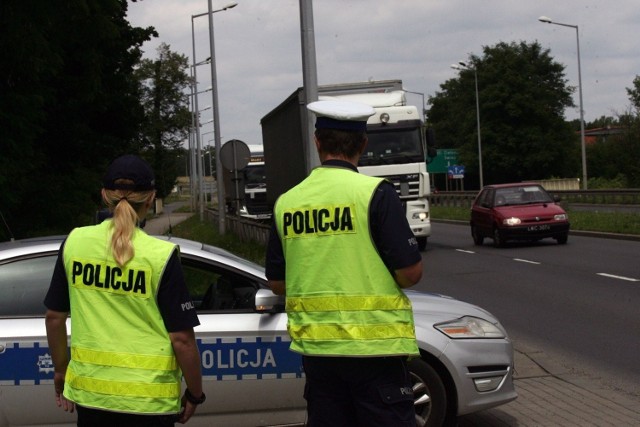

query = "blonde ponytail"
102;184;155;267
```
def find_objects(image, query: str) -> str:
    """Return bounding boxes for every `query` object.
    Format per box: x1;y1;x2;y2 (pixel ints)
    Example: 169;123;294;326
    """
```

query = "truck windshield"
244;164;266;188
359;128;424;166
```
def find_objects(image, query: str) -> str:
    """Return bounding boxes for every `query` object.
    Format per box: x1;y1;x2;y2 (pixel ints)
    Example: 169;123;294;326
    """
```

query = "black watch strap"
185;388;206;405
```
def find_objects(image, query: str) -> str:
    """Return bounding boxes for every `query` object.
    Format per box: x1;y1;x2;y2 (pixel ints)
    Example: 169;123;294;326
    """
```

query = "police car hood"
405;290;500;325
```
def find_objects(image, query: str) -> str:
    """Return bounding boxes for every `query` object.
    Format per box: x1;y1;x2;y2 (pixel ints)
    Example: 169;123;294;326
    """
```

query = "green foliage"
585;116;640;188
135;43;192;198
587;174;629;189
427;41;579;187
0;0;156;239
627;75;640;114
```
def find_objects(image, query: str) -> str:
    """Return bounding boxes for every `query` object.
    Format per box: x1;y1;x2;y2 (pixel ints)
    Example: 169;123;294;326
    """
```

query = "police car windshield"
359;128;424;166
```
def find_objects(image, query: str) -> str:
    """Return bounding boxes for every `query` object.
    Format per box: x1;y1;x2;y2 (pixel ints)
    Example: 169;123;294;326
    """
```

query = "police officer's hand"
53;372;75;413
177;395;198;424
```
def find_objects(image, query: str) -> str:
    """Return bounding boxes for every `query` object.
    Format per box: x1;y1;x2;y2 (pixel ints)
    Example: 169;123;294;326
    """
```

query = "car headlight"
554;213;567;221
502;217;521;226
435;316;505;339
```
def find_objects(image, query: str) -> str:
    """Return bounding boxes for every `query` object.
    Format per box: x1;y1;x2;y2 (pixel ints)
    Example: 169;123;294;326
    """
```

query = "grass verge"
171;215;267;265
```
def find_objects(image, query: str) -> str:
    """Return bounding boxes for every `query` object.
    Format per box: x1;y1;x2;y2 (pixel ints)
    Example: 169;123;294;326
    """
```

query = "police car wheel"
408;358;447;427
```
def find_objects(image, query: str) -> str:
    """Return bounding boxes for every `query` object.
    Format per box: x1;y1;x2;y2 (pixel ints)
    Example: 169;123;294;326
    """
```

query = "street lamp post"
539;15;587;190
208;1;237;233
451;62;484;188
192;2;237;226
190;19;210;219
187;79;211;212
403;89;425;120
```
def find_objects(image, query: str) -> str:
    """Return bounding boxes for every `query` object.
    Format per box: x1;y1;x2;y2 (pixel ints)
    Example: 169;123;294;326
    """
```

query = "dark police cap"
308;100;375;132
103;155;155;191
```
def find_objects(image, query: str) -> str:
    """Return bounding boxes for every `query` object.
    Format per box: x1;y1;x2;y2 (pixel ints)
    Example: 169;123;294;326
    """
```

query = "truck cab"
238;150;271;220
320;91;431;250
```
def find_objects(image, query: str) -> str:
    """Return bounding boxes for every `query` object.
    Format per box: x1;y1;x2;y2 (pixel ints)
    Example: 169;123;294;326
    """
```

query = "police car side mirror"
254;288;285;314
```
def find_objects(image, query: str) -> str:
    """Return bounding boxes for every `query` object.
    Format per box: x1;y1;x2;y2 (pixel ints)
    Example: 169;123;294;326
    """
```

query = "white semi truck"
238;146;270;220
222;144;271;220
261;80;433;250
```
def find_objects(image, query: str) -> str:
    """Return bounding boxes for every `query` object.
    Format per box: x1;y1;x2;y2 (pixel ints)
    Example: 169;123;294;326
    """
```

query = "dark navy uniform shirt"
265;159;422;280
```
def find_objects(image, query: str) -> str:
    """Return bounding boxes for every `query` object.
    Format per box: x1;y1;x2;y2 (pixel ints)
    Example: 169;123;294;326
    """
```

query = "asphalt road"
413;222;640;398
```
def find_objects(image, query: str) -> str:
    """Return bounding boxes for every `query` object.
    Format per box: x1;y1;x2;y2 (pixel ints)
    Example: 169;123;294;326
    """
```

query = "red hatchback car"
470;182;570;247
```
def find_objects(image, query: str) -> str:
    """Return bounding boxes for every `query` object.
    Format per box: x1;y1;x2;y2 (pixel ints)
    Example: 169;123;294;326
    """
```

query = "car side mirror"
553;195;562;203
254;288;285;314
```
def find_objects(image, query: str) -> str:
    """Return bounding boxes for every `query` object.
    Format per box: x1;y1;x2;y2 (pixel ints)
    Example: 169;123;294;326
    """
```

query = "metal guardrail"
204;189;640;245
205;209;271;246
429;189;640;208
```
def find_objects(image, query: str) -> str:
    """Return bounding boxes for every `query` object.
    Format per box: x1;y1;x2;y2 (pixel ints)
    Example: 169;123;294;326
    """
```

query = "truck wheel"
408;358;448;427
417;237;427;251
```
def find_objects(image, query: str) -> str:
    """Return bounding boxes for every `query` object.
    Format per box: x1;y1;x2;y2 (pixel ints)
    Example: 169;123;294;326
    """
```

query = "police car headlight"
435;316;505;339
412;212;428;220
502;217;521;226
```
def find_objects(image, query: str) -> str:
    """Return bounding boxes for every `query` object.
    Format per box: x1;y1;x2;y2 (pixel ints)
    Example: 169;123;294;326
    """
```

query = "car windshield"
494;185;553;206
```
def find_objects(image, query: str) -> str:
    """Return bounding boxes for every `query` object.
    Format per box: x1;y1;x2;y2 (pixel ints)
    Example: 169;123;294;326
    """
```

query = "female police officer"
266;100;423;427
45;155;204;426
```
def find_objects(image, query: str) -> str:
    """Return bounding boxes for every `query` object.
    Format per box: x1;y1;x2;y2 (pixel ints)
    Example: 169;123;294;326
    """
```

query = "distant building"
582;127;625;145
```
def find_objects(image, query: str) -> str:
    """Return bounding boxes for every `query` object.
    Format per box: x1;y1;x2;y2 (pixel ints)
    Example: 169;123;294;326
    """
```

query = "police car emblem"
38;353;55;374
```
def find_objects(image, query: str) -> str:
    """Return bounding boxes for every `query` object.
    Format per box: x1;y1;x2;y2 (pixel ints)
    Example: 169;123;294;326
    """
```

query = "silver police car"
0;236;516;427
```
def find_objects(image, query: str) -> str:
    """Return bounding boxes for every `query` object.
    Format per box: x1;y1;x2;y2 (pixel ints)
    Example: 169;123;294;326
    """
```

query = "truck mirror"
425;127;436;147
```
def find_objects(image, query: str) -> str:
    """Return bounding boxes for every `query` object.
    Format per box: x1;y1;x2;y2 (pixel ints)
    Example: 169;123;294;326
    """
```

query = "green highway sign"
428;149;459;174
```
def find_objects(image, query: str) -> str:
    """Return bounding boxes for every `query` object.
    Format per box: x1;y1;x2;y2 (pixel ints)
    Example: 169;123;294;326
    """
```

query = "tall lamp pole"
191;10;214;218
539;15;587;189
207;1;237;233
451;62;483;189
403;89;425;120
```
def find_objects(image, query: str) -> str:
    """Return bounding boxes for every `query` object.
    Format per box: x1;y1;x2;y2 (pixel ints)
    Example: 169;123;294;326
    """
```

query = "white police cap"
307;100;375;132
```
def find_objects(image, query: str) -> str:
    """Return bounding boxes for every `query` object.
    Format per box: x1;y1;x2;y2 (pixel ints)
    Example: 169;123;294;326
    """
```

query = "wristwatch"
185;388;206;405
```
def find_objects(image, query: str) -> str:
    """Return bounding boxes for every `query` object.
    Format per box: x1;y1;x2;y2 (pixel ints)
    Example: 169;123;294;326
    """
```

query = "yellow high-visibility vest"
62;220;182;414
274;166;419;357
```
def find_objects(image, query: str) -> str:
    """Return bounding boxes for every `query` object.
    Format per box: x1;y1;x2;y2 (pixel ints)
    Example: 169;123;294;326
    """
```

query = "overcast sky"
128;0;640;147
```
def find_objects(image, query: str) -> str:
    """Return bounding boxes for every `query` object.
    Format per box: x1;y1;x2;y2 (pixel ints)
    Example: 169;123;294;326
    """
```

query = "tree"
0;0;156;239
134;43;192;199
427;41;578;187
627;75;640;114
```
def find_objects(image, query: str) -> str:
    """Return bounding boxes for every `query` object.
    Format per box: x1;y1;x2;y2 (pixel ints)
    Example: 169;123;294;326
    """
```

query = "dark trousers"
76;405;177;427
302;355;415;427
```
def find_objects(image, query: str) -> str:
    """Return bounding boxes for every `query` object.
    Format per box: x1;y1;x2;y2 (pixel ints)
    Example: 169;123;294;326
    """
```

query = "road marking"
597;273;639;282
513;258;541;265
456;249;475;254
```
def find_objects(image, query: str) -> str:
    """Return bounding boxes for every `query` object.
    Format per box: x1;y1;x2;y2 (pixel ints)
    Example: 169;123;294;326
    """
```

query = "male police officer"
266;100;423;426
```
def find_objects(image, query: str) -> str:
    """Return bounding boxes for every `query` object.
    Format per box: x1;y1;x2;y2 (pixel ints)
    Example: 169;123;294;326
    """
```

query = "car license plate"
528;224;550;231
